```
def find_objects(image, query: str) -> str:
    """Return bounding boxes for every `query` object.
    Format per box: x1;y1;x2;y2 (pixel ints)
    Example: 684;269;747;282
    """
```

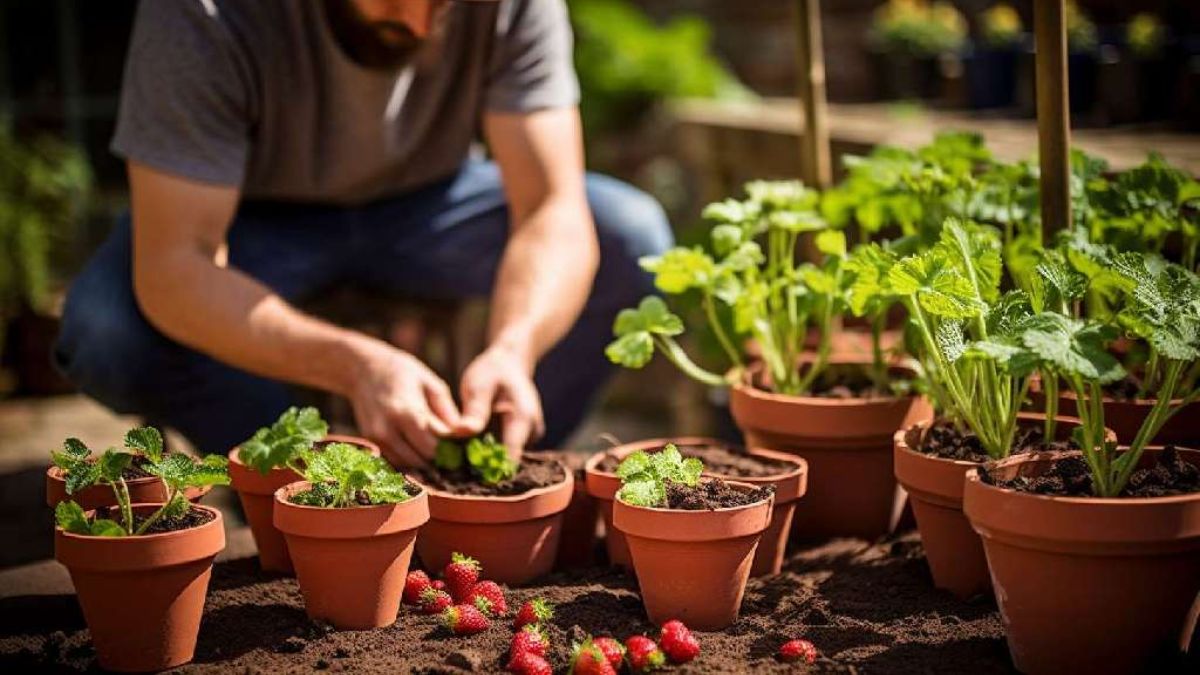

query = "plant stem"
870;312;887;390
115;478;133;534
1042;374;1058;442
133;489;177;536
702;292;742;368
655;336;727;387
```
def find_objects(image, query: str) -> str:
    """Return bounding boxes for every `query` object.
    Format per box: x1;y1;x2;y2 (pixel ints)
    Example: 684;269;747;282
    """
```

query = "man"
54;0;672;466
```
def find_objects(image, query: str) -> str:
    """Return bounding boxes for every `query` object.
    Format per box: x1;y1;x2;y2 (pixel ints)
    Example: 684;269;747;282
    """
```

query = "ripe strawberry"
419;587;453;614
510;624;549;658
442;603;489;635
659;619;700;664
592;636;625;668
467;580;507;616
403;570;432;605
571;639;617;675
513;598;555;629
507;650;552;675
778;638;818;664
443;552;481;602
624;635;666;673
432;579;447;591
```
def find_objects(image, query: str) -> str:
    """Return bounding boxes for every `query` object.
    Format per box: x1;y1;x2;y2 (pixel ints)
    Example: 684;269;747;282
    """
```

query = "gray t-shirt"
112;0;578;205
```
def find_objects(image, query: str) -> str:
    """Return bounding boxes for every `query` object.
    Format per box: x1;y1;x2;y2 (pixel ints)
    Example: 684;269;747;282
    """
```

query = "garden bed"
0;532;1022;674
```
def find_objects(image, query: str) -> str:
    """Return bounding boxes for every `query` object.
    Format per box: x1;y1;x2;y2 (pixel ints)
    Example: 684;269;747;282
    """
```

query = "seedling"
288;442;416;508
53;427;229;536
237;406;328;474
615;444;703;508
434;434;518;486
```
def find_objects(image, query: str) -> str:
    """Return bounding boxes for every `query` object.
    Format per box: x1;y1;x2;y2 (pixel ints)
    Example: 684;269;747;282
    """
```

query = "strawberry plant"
287;441;416;507
434;434;518;486
615;444;703;507
54;427;229;536
237;406;328;474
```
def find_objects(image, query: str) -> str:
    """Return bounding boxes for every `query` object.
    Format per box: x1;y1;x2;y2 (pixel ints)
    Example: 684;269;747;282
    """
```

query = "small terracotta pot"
963;447;1200;675
227;434;379;573
412;461;573;585
584;438;806;575
894;413;1105;599
45;463;212;511
274;481;429;630
613;479;773;631
1052;389;1199;447
730;360;933;540
556;476;598;570
55;504;225;672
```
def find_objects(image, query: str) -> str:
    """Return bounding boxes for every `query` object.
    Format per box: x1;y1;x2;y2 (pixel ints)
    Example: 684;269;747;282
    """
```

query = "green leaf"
1021;314;1125;384
702;198;759;226
61;438;90;460
888;254;982;319
710;224;744;256
465;435;517;485
616;478;663;507
640;247;716;294
188;454;231;487
605;332;655;369
615;450;651;480
434;439;464;472
95;449;133;483
88;519;126;537
615;444;705;508
237;407;329;474
815;229;847;257
124;427;163;463
364;472;414;504
935;319;967;363
964;339;1039;377
745;180;818;211
159;493;190;520
612;296;683;337
55;500;91;534
64;461;100;495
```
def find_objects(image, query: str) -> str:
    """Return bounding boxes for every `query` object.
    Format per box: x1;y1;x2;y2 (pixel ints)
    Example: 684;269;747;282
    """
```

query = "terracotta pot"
556;476;598;570
1054;390;1199;447
274;481;429;630
963;447;1200;675
584;438;806;575
613;479;773;631
46;463;212;511
730;361;933;540
894;413;1104;599
227;434;379;573
412;461;572;585
55;504;225;672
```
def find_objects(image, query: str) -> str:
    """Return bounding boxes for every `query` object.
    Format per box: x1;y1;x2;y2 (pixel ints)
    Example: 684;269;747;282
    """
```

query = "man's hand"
458;345;544;458
346;339;462;468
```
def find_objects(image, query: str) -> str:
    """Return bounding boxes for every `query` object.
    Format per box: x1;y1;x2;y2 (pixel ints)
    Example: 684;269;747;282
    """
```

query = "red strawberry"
592;636;625;668
513;598;555;629
571;639;617;675
510;624;549;658
419;587;453;614
467;580;507;616
778;638;818;664
507;650;552;675
403;570;432;605
624;635;666;673
442;603;489;635
659;619;700;663
432;579;447;591
443;552;481;602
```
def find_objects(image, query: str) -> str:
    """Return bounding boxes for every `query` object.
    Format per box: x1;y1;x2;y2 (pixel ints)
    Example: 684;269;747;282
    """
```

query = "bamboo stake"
1034;0;1071;239
793;0;832;189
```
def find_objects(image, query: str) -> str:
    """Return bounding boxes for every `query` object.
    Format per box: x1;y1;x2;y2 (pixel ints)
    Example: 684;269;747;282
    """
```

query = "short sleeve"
110;0;253;187
486;0;580;113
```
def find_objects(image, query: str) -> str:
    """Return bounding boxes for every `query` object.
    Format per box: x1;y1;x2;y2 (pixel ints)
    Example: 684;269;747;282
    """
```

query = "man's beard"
322;0;426;70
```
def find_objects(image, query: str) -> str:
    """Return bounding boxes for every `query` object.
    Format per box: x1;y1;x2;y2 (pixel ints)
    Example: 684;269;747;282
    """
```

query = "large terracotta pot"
894;413;1107;599
412;462;572;585
963;447;1200;675
613;479;772;631
730;361;933;540
55;504;225;672
584;438;806;575
227;434;379;573
46;463;212;511
274;481;429;630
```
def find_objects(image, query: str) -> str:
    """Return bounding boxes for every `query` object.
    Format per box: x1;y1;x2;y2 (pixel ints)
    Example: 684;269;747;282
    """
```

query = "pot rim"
613;478;775;513
411;457;573;505
55;503;224;542
230;433;381;471
730;360;922;408
273;480;431;538
1031;374;1190;408
894;412;1099;470
272;479;427;512
46;461;166;488
584;437;807;482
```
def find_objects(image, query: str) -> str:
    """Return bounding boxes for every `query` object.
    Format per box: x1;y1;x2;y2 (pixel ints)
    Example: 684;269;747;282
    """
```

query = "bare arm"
457;107;600;450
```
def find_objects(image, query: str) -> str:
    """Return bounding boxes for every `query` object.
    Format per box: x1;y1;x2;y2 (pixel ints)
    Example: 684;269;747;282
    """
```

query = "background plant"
1126;13;1165;59
868;0;967;57
979;3;1022;49
616;443;703;508
289;442;416;508
237;406;329;474
434;434;518;486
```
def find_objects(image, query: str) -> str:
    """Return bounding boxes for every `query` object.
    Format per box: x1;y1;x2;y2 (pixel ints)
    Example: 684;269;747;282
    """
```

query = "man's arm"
458;107;600;451
128;161;460;465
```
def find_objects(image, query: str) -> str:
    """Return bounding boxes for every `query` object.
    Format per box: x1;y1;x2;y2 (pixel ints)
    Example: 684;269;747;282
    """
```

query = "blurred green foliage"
868;0;967;57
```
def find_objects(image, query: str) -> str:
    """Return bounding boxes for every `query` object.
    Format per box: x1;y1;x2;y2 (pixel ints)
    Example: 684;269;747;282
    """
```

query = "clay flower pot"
227;434;379;573
55;504;225;672
274;481;429;630
730;360;933;540
46;463;212;511
613;479;773;631
1055;390;1199;447
894;413;1105;599
526;451;598;571
412;462;573;585
963;447;1200;675
585;438;806;575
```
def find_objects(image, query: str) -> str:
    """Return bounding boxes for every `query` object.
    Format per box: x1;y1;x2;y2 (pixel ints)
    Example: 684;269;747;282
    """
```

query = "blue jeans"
55;161;672;454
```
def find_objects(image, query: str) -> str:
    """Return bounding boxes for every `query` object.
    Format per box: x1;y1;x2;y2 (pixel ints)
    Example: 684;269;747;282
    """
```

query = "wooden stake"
1034;0;1071;239
793;0;832;189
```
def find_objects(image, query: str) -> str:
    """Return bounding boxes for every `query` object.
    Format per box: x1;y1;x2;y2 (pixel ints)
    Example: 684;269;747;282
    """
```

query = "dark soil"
665;479;775;510
917;420;1076;464
415;457;566;497
755;364;907;400
983;446;1200;498
527;450;588;483
288;481;422;507
90;505;216;534
596;443;796;478
1100;375;1143;401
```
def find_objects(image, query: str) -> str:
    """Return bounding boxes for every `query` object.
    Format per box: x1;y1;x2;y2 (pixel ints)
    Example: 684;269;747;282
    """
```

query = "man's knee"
585;173;673;296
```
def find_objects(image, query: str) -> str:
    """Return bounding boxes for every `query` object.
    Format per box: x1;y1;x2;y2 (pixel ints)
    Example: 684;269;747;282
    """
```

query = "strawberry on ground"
443;552;482;602
467;580;507;616
592;636;625;668
513;598;554;629
507;650;552;675
571;639;617;675
510;624;549;659
659;619;700;664
419;587;453;615
624;635;666;673
778;639;818;664
442;603;489;635
403;570;431;605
